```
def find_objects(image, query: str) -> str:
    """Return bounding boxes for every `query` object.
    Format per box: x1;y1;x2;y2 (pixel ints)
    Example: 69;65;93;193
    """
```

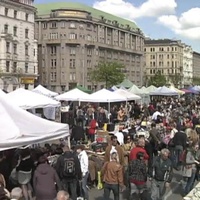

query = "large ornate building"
193;51;200;80
144;39;193;87
0;0;38;91
35;2;144;92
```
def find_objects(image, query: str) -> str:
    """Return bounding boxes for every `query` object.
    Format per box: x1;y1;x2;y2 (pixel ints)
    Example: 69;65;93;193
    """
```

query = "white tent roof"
0;90;69;151
140;86;148;94
111;86;118;91
7;88;60;109
145;85;157;93
150;86;178;96
128;85;144;95
55;88;90;101
33;85;58;97
81;88;127;102
114;89;141;101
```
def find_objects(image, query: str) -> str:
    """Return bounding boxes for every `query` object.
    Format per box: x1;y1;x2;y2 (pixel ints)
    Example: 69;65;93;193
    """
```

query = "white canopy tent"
150;86;178;96
32;85;58;97
128;85;144;95
113;89;141;101
55;88;90;101
111;86;118;91
7;88;60;109
0;90;69;151
81;88;127;102
145;85;157;94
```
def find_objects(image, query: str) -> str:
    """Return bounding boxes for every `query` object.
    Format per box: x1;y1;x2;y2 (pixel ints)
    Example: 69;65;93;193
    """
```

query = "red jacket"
88;119;97;135
129;146;149;161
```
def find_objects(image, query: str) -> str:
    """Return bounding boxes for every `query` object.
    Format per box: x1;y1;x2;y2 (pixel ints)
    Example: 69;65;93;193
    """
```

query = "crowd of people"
1;97;200;200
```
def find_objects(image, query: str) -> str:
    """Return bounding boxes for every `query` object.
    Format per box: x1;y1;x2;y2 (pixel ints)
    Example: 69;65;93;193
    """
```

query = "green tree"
168;73;183;88
89;61;125;88
148;70;167;87
193;77;200;85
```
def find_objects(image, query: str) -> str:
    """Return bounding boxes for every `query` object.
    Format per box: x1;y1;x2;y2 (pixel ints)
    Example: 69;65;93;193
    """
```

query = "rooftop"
35;2;138;30
145;39;182;45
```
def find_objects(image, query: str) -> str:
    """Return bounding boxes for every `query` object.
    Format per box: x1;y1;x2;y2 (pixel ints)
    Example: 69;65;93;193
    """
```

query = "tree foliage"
148;70;167;87
169;73;182;88
193;77;200;85
89;61;125;88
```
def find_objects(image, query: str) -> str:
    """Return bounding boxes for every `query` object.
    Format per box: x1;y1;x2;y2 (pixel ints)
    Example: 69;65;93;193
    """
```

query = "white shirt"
152;111;162;120
78;150;88;176
110;146;119;162
114;131;124;145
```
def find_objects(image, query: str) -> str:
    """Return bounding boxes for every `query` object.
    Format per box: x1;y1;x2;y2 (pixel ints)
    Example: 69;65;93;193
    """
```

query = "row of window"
149;69;180;75
2;7;29;21
149;61;180;68
5;61;36;74
6;42;30;56
145;47;179;52
48;32;137;43
48;46;140;61
4;24;29;38
150;54;179;59
50;72;76;82
49;57;139;71
43;22;92;30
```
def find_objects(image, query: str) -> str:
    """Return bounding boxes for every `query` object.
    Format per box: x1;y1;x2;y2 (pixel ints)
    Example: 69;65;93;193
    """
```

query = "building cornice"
1;0;36;12
35;17;144;37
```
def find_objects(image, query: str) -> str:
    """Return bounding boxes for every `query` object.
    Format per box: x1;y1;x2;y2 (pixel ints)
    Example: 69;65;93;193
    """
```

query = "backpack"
62;156;76;177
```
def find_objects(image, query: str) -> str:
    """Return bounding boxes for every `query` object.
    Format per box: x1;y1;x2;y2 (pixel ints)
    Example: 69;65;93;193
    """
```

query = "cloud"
158;8;200;40
93;0;177;20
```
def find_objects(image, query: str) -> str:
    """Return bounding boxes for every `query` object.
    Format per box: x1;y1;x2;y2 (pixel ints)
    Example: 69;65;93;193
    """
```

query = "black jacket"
151;156;173;183
71;125;85;141
55;151;81;181
173;131;187;149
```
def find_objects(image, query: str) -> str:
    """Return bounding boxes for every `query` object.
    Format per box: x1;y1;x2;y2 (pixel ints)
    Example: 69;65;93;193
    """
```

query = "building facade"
0;0;38;92
182;45;193;86
144;39;193;87
35;2;144;92
193;51;200;80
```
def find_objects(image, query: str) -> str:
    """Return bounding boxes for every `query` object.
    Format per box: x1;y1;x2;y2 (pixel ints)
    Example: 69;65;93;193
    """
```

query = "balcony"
65;39;81;45
98;42;143;55
45;38;61;44
85;40;95;47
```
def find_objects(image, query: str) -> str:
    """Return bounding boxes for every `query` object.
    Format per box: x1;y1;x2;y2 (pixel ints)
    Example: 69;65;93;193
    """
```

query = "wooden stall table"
183;182;200;200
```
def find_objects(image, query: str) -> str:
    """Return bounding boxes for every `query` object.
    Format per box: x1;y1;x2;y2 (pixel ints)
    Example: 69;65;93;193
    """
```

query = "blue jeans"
81;172;89;200
185;172;196;195
104;183;119;200
174;145;183;168
62;179;77;200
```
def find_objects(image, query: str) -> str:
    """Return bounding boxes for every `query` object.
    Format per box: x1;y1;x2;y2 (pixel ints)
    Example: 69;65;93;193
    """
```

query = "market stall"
7;88;60;109
32;84;58;97
0;90;69;151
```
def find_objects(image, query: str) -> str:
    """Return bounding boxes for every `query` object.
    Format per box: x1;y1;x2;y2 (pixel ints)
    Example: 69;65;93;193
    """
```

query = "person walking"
101;152;125;200
76;145;89;200
150;148;173;200
33;155;61;200
56;145;81;200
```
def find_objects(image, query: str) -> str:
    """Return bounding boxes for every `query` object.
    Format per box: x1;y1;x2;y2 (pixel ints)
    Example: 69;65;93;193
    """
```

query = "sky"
34;0;200;52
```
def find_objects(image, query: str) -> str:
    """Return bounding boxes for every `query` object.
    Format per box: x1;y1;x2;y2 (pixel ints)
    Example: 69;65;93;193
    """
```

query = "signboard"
21;77;35;84
57;11;87;18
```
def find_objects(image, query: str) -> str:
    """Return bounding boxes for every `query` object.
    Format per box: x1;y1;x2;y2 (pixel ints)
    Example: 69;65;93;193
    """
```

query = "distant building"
0;0;38;91
182;45;193;86
193;51;200;80
144;39;193;87
35;2;144;92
